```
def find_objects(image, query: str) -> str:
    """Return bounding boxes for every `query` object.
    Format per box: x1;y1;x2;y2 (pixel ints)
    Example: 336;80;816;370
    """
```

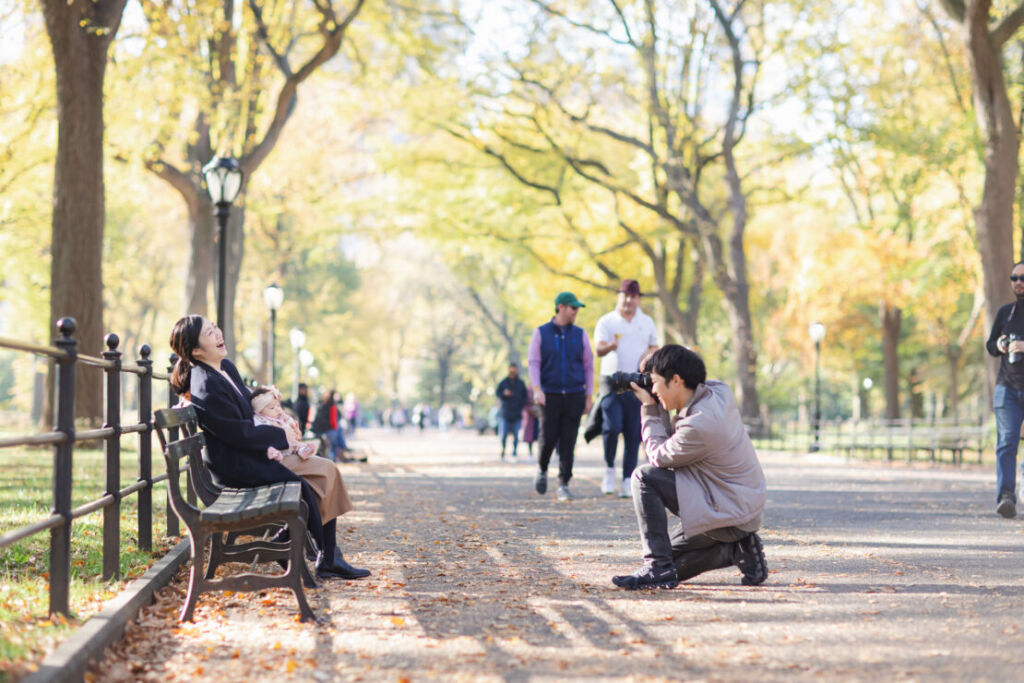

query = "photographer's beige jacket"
640;380;766;537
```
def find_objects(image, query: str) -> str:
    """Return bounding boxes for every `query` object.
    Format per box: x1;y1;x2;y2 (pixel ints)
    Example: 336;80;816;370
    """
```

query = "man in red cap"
593;280;659;497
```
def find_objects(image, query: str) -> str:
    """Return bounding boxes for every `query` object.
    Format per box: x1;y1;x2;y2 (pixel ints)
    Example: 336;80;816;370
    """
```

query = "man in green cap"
527;291;594;501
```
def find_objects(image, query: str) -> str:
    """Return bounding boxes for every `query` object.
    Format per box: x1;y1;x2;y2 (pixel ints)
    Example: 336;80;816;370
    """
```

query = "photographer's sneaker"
534;470;547;495
601;468;617;495
612;565;678;590
620;477;632;498
733;532;768;586
556;484;573;501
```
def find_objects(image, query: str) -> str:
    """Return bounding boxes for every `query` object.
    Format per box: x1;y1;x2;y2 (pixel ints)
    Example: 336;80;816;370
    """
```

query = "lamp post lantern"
862;377;873;420
809;322;826;452
289;327;307;400
262;283;283;385
202;156;243;329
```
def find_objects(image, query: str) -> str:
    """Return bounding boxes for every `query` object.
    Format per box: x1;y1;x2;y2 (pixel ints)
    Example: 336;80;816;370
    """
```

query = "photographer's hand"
631;382;657;407
1010;340;1024;355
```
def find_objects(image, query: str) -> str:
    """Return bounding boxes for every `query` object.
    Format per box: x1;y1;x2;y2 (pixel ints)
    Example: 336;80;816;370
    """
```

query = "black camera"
608;371;653;394
1010;334;1023;365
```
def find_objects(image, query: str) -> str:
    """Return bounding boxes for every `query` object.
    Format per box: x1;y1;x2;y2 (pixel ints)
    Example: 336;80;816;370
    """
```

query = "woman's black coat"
188;359;296;489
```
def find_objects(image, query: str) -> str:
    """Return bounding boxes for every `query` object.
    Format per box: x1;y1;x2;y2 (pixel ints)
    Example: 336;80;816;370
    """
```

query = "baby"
251;386;318;462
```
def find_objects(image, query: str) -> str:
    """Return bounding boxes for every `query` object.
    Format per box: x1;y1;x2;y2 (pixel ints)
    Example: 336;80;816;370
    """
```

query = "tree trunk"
40;0;126;425
947;347;960;419
881;302;902;419
959;0;1021;404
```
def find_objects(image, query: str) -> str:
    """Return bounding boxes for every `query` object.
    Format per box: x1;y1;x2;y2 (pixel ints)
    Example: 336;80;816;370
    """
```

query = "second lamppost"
809;322;826;452
290;327;307;400
202;156;243;329
263;283;283;385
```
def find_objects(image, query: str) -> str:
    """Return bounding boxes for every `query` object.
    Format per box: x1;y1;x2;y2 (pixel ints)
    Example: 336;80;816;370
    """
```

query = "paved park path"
89;427;1024;681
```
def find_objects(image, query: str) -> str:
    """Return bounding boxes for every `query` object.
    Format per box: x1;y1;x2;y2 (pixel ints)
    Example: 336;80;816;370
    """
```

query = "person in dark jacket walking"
169;315;369;580
527;291;594;501
495;363;528;459
294;383;311;435
986;260;1024;518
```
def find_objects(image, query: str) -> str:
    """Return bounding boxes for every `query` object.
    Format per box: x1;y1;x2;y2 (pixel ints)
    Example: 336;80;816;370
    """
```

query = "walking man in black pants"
528;292;594;501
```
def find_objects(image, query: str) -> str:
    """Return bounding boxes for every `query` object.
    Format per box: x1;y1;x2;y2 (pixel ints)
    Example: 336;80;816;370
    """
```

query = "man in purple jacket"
612;344;767;590
528;291;594;501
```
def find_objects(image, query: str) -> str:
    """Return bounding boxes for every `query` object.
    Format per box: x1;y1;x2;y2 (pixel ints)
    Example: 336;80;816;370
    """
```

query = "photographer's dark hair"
646;344;706;389
168;315;204;395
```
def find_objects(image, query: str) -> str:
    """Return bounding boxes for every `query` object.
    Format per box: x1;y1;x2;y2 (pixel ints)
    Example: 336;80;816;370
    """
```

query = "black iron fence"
0;317;177;617
748;415;992;464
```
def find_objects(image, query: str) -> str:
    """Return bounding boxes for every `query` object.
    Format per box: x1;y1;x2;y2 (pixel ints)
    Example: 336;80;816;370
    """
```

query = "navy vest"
538;321;586;394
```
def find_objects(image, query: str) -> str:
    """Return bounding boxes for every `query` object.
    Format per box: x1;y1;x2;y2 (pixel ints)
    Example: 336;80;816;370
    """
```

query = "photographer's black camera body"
608;371;653;394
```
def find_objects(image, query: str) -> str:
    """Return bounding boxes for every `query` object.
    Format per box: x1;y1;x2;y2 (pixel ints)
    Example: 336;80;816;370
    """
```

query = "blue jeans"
322;428;348;462
499;417;522;455
993;384;1024;502
601;390;642;478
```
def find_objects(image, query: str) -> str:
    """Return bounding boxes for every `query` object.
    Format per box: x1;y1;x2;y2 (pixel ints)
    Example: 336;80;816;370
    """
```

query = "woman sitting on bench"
170;314;369;580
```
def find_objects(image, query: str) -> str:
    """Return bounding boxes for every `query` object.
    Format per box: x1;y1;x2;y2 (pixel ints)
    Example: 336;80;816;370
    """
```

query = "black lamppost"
202;156;243;329
263;283;283;385
862;377;873;420
289;326;307;400
809;321;826;452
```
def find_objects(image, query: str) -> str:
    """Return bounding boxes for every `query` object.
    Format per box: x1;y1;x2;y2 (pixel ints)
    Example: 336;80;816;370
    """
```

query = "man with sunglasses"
528;292;594;501
986;262;1024;518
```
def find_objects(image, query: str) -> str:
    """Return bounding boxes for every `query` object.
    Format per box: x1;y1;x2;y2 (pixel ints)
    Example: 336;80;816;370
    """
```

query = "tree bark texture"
881;302;902;419
40;0;126;424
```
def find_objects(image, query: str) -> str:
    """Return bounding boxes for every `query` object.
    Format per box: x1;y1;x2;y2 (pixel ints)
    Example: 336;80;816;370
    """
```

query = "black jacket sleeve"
987;304;1011;357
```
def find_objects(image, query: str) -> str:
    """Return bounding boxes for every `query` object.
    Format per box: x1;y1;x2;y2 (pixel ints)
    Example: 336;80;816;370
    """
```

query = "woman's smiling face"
191;318;227;366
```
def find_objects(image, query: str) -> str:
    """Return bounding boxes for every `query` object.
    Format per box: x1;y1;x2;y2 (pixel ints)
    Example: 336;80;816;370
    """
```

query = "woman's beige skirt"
280;453;353;522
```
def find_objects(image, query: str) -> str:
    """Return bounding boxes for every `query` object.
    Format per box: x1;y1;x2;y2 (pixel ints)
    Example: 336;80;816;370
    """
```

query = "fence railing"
748;415;992;464
0;317;177;617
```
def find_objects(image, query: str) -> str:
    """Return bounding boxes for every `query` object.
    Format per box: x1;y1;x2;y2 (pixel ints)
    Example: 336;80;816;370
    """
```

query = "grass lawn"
0;437;177;680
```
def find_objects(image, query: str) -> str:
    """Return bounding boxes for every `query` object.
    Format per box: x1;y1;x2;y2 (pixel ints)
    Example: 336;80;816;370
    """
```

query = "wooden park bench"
834;418;988;464
153;406;315;622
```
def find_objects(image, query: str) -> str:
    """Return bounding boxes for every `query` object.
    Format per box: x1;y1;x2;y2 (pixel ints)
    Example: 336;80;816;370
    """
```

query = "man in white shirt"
593;280;659;497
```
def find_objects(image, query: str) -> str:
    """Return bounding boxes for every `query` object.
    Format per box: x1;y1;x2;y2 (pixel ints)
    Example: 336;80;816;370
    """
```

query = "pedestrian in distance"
611;344;767;590
496;362;528;460
528;291;594;501
593;279;659;498
310;389;351;462
294;382;311;435
986;260;1024;518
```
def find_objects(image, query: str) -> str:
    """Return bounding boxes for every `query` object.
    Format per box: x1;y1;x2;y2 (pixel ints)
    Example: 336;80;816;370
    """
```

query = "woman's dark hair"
646;344;706;389
169;315;205;395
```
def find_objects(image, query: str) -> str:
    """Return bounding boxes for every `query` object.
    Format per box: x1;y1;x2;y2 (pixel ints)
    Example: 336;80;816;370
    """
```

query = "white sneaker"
601;468;617;495
620;477;632;498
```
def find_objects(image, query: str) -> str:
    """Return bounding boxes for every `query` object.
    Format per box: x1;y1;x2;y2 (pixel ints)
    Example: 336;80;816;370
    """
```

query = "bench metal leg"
181;530;210;622
286;515;316;623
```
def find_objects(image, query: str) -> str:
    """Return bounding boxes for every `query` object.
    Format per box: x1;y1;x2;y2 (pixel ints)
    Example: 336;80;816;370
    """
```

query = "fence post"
137;344;154;551
102;333;123;581
50;317;77;617
165;354;180;537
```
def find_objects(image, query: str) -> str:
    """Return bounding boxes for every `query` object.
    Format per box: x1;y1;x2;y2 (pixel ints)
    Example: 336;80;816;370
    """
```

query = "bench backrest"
154;406;224;508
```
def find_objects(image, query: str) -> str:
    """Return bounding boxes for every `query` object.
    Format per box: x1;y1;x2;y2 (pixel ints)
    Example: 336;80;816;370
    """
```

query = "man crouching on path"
612;344;768;590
